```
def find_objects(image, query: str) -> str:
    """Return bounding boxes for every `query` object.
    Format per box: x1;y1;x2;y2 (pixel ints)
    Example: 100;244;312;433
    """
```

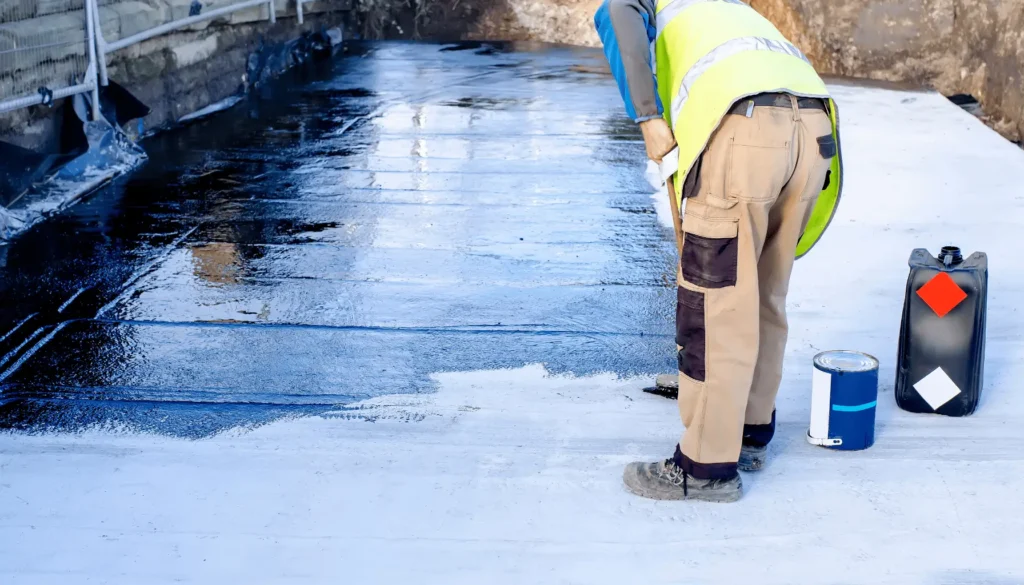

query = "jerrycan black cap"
938;246;963;267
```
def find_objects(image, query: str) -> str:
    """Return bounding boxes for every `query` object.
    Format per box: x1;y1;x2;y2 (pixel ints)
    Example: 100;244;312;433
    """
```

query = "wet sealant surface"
0;42;676;436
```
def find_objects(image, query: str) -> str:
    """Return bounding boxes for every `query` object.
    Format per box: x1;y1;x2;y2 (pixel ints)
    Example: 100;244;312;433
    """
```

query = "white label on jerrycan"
914;366;962;411
809;366;832;440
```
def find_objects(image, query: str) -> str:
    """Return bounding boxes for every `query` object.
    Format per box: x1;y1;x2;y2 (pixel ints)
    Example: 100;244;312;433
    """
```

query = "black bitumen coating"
0;41;677;437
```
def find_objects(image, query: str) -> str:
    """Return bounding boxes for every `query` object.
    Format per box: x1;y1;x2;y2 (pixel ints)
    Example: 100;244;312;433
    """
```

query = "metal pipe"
268;0;276;24
0;83;95;115
106;0;270;52
84;0;101;120
93;0;110;86
296;0;303;25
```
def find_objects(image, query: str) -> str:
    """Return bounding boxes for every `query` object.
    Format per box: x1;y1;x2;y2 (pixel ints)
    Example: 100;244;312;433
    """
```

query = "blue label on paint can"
832;401;877;413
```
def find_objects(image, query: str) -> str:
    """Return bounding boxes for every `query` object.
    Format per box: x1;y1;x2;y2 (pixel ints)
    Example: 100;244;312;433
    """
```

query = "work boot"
622;458;742;502
740;410;775;472
738;444;767;472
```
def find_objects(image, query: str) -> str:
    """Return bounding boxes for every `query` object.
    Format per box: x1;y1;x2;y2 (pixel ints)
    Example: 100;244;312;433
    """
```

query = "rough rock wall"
464;0;1024;144
471;0;601;46
752;0;1024;143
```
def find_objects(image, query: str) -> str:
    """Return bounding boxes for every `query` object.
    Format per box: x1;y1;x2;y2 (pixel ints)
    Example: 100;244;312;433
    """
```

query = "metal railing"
1;0;283;118
92;0;277;87
0;0;99;119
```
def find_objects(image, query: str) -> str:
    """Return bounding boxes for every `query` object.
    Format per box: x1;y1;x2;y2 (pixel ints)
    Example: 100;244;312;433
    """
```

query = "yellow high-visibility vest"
655;0;843;258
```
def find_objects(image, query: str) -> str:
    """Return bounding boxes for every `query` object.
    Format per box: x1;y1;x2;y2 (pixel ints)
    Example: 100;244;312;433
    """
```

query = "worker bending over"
594;0;844;502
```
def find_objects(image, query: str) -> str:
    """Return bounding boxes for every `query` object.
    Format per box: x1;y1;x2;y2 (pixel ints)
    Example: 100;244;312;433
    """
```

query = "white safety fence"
1;0;281;118
0;0;100;118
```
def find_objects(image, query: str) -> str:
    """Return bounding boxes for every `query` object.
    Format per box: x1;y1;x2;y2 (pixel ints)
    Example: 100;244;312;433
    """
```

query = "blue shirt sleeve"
594;0;663;123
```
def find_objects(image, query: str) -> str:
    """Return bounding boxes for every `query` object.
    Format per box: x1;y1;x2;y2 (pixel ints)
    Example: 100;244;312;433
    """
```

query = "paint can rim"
813;350;879;373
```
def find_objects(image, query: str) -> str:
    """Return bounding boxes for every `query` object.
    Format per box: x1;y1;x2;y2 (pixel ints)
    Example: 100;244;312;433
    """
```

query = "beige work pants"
674;96;833;479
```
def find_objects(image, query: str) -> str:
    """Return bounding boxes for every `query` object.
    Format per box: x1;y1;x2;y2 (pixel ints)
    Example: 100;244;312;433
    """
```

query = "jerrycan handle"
806;432;843;447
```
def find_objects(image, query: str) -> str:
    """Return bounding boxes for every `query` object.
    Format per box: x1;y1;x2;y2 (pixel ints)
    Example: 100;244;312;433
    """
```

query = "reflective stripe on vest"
670;36;810;124
652;0;842;258
656;0;747;38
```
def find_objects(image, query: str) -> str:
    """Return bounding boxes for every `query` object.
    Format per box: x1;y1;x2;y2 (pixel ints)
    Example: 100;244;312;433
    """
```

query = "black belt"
728;93;827;116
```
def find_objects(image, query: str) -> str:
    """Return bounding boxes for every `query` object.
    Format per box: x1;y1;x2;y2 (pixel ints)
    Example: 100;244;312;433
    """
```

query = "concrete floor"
2;42;1024;584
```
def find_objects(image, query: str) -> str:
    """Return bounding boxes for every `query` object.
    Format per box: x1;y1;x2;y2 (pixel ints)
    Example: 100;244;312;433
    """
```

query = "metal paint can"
807;350;880;451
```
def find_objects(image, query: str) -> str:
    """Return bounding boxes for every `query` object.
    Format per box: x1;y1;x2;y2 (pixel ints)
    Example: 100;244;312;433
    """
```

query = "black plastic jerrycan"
895;246;988;416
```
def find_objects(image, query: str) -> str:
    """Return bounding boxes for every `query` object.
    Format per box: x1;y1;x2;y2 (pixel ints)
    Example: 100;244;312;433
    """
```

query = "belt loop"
790;94;801;121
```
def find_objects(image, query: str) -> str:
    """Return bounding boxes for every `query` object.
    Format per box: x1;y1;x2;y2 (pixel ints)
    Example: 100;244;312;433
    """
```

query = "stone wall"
460;0;1024;144
103;0;350;138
